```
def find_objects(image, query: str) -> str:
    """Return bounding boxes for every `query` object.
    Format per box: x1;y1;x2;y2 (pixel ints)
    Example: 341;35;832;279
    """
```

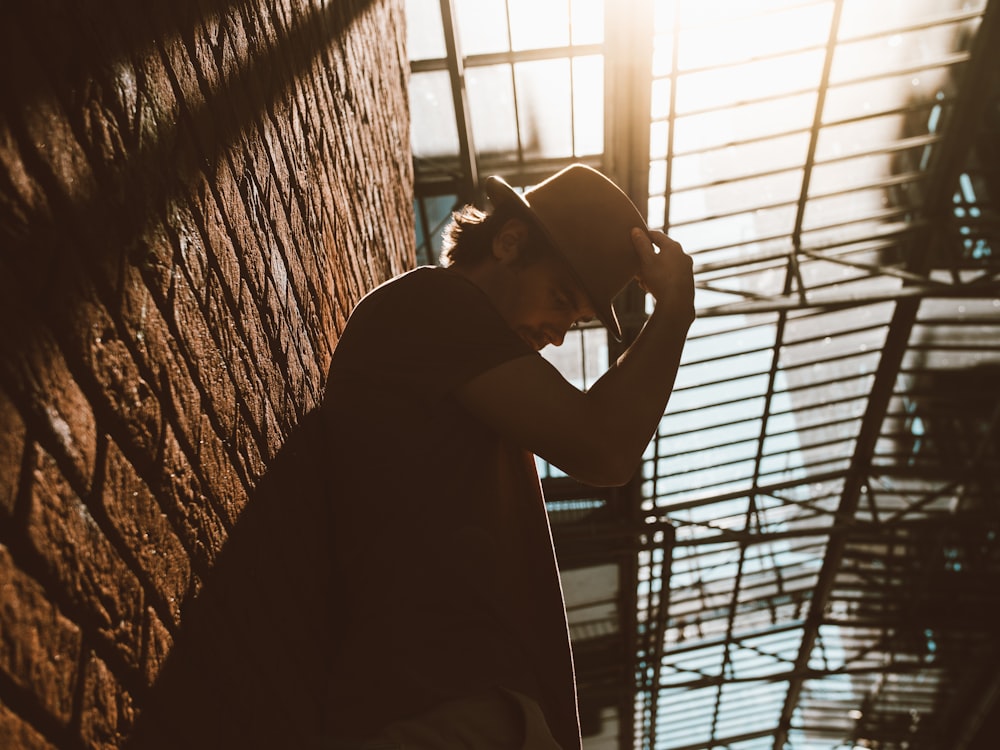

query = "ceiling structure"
404;1;1000;748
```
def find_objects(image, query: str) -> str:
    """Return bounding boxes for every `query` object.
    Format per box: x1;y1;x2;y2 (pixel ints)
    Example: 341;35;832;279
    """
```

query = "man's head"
439;202;551;269
441;164;646;347
441;206;595;351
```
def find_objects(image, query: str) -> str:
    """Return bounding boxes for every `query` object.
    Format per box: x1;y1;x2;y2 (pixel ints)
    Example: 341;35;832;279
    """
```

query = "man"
322;164;694;749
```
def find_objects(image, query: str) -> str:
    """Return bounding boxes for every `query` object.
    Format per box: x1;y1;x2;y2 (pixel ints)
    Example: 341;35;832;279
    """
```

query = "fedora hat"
484;164;646;341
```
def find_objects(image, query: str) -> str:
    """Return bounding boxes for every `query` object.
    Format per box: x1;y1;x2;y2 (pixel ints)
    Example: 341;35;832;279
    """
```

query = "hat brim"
485;175;624;341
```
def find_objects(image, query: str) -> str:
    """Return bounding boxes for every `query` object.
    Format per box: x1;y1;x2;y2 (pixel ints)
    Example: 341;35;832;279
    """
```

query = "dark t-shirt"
321;266;581;749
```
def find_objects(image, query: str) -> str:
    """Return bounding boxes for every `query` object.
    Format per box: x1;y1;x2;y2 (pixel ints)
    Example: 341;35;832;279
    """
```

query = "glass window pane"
800;216;910;250
673;93;817;153
658;419;762;457
802;186;903;231
515;59;573;159
824;70;956;123
700;261;789;301
571;0;604;45
414;194;458;265
671;203;798;250
573;55;604;156
677;0;826;26
405;0;446;60
466;65;518;155
670;170;803;225
673;132;810;189
838;0;987;39
675;49;825;114
809;152;899;197
651;76;672;121
649;158;668;198
649;120;669;159
509;0;570;50
541;326;609;390
653;32;674;77
677;2;833;71
455;0;510;55
831;20;978;83
816;113;929;163
656;439;759;478
409;71;459;158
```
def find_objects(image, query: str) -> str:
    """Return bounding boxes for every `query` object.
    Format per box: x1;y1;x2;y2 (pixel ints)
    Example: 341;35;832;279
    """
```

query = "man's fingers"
648;230;684;256
631;227;655;258
634;229;687;268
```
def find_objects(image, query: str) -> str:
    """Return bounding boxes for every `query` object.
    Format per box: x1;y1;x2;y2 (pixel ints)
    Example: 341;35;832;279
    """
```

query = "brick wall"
0;0;413;746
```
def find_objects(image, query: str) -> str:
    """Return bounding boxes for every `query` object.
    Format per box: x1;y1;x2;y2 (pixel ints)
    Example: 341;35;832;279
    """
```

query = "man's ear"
492;218;529;265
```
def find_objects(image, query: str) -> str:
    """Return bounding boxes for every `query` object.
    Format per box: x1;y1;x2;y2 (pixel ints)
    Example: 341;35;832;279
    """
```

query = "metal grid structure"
404;1;1000;748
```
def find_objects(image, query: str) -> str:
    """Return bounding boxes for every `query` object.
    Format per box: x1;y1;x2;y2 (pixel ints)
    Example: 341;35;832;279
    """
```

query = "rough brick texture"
0;0;414;745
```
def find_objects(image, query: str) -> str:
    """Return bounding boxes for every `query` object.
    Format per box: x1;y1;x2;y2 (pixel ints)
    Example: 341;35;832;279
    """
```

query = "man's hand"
632;228;696;325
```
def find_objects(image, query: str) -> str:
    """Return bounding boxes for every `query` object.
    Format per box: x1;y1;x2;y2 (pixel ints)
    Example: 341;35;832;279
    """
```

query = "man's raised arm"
457;229;695;487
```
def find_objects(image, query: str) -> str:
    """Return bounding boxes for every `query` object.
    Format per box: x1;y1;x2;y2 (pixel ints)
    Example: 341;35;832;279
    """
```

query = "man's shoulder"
354;266;491;322
369;265;476;300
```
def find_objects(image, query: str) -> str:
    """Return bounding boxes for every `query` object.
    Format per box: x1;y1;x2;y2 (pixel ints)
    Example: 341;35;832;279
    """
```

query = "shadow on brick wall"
125;408;335;749
1;0;378;265
0;0;405;744
0;0;382;444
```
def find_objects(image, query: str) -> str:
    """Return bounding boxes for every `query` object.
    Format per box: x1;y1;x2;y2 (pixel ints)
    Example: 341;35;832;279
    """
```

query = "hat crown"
485;165;645;340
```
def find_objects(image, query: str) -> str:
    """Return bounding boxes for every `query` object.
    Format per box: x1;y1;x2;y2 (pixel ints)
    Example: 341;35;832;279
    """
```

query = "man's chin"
517;330;544;351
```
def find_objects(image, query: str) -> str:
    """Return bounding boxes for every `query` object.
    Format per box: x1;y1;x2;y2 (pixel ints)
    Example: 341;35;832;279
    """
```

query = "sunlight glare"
508;0;571;51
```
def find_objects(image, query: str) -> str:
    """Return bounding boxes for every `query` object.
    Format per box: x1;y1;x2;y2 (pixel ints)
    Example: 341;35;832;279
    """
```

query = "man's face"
501;253;596;351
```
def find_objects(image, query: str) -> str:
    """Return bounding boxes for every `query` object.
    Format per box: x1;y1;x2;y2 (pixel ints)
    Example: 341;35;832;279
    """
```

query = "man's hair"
439;203;551;268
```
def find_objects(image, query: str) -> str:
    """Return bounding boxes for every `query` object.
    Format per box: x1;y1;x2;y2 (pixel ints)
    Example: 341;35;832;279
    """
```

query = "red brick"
217;146;270;297
0;702;56;750
203;270;275;438
212;159;268;298
237;278;288;421
0;545;81;726
135;52;181;155
0;306;98;494
169;269;238;443
234;410;266;483
0;116;56;257
102;441;191;626
260;395;286;464
16;85;100;224
189;10;225;100
27;447;143;669
259;102;294;209
79;651;135;750
189;176;242;299
152;13;207;148
163;201;210;295
75;296;163;471
76;65;132;169
0;385;26;516
140;606;174;689
155;424;228;573
115;263;203;451
191;413;250;531
126;221;176;302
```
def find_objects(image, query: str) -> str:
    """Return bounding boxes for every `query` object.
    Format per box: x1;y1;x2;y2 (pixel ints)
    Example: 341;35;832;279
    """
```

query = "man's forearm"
584;303;693;483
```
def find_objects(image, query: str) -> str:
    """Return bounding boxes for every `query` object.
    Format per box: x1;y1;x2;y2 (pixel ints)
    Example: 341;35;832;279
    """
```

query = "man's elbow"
591;461;638;488
567;447;638;488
